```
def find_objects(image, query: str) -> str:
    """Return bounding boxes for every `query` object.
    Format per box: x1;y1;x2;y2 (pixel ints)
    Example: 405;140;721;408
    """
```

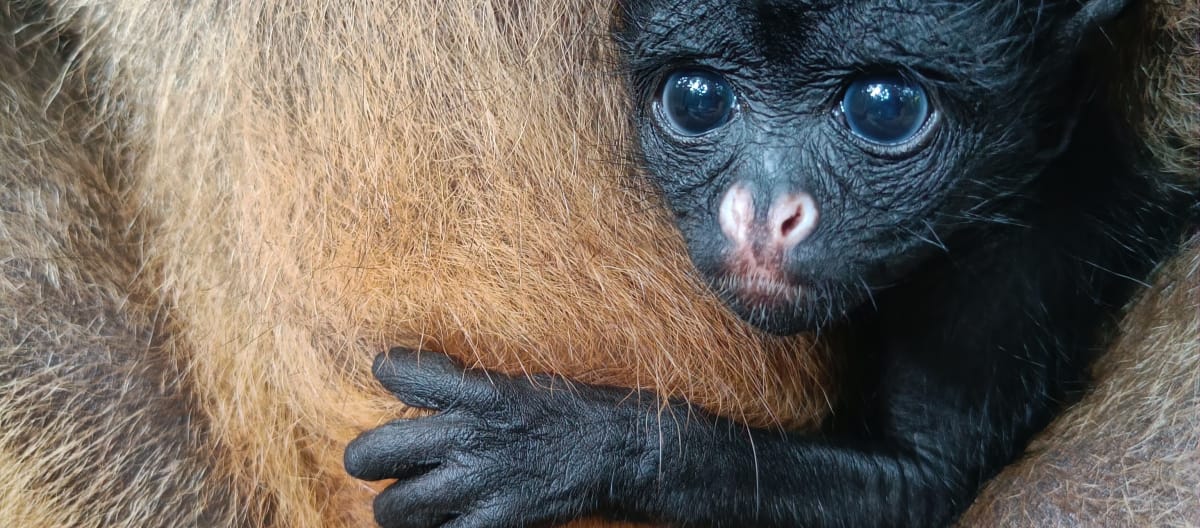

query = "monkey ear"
1056;0;1133;48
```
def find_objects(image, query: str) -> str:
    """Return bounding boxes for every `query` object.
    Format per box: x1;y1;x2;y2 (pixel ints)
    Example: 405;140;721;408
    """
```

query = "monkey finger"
436;490;572;528
372;466;487;528
437;507;519;528
344;417;470;481
372;348;494;410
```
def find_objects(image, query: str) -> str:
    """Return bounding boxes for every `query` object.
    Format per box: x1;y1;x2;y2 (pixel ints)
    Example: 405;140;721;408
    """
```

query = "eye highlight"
658;69;736;136
840;75;930;145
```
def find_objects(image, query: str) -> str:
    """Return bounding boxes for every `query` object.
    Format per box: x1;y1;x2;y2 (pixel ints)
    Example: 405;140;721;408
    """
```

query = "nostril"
780;212;802;237
771;192;819;247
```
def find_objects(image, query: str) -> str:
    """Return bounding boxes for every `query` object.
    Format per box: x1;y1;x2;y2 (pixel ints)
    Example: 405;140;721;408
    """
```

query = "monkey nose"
719;184;819;250
770;191;819;248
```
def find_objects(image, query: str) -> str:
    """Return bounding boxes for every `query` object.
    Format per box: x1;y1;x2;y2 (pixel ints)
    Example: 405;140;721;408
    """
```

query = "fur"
962;235;1199;526
2;1;828;526
961;0;1200;524
0;0;1193;526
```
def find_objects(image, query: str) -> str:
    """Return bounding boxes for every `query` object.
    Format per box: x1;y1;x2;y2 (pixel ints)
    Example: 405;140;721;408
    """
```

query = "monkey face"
617;0;1076;334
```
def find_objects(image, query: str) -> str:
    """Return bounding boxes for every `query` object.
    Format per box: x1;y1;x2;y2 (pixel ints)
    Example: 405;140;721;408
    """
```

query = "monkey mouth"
692;240;820;334
718;243;803;306
710;272;810;335
710;266;807;322
705;245;821;335
721;275;800;306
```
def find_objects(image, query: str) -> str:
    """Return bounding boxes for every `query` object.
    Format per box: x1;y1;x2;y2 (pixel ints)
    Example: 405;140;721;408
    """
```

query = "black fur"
345;1;1194;526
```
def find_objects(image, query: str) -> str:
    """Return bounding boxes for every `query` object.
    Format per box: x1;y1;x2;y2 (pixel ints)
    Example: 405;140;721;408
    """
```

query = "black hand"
345;348;651;528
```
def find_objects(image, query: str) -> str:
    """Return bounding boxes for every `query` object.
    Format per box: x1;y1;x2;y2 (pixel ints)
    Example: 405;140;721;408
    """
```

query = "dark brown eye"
841;75;929;144
659;69;736;136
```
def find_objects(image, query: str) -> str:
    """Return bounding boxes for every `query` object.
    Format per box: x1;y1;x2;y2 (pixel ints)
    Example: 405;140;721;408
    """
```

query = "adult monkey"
0;1;1196;528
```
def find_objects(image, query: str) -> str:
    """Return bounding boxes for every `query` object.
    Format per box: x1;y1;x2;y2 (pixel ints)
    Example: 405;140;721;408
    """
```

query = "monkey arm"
346;181;1185;528
344;229;1101;528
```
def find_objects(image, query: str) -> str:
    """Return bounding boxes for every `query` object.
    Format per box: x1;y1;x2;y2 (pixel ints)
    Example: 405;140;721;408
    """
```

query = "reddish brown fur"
3;1;829;526
0;0;1193;526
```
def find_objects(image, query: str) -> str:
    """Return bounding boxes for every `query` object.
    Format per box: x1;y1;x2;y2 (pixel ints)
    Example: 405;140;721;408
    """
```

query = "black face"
618;0;1072;334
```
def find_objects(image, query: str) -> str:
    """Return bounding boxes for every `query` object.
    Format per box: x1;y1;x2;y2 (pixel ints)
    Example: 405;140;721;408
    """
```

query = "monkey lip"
713;270;820;336
719;242;803;306
719;273;802;307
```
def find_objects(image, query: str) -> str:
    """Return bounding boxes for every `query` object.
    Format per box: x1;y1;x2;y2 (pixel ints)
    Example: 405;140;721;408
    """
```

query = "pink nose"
719;183;819;249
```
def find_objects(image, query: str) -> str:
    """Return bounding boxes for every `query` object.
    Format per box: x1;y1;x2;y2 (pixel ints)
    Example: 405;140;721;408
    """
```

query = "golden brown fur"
2;1;828;526
0;0;1193;527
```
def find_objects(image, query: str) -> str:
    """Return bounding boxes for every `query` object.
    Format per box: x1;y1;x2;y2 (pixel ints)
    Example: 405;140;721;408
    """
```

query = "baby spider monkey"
346;0;1193;526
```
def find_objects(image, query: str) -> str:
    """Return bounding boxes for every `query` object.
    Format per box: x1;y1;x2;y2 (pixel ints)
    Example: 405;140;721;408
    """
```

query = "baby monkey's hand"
345;348;656;528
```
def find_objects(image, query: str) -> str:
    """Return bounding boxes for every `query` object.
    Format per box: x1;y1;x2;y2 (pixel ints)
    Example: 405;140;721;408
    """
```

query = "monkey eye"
840;75;930;145
658;69;736;136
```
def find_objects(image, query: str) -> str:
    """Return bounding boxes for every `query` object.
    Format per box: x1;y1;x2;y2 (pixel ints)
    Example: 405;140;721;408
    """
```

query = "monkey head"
617;0;1126;334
